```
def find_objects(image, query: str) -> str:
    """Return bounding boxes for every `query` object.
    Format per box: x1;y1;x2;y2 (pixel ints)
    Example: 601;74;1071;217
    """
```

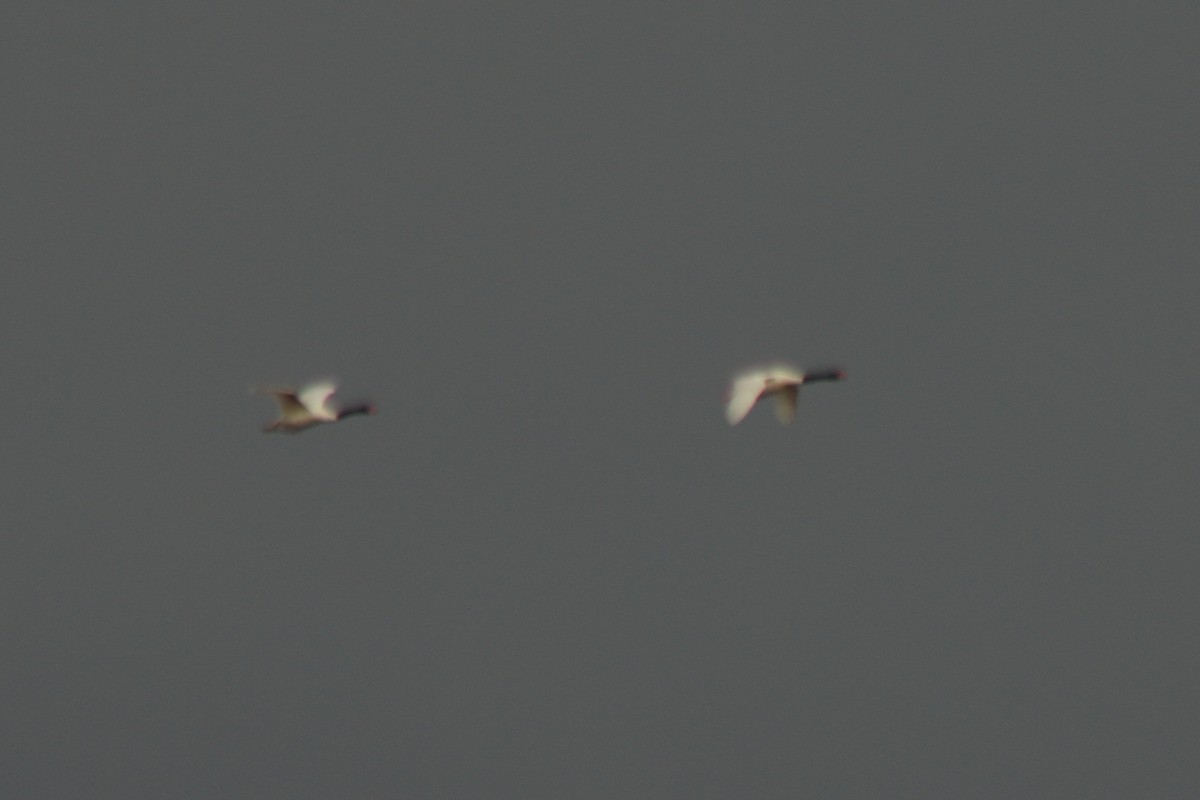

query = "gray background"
5;3;1198;797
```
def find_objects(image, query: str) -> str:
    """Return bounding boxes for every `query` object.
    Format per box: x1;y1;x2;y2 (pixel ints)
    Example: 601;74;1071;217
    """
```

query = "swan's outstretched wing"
297;381;339;420
725;372;767;425
773;385;799;425
255;387;310;421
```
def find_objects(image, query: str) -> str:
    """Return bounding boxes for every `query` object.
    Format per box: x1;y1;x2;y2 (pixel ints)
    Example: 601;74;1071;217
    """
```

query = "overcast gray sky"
4;2;1199;797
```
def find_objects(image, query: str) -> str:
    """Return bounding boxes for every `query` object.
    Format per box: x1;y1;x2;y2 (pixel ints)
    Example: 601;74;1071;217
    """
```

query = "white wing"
298;381;339;420
725;372;767;425
773;385;799;424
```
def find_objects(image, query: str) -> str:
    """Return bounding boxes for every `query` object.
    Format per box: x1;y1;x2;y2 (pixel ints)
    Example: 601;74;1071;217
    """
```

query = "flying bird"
725;363;845;425
256;380;375;433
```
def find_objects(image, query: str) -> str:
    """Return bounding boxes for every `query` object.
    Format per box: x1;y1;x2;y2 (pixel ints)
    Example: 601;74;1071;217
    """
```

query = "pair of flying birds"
256;364;845;433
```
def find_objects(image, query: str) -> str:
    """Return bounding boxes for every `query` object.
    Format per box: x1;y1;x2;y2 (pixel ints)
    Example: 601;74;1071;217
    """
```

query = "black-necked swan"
725;364;845;425
257;380;375;433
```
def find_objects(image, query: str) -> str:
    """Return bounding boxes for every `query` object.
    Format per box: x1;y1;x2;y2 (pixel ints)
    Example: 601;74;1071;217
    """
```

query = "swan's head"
337;402;376;420
804;368;846;383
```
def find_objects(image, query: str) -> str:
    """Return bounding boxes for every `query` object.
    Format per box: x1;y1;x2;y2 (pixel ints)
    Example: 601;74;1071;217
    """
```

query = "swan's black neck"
803;369;845;384
337;403;375;420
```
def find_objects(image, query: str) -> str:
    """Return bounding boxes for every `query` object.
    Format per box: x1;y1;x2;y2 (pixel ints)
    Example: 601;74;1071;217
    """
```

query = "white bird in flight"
725;363;845;425
256;380;376;433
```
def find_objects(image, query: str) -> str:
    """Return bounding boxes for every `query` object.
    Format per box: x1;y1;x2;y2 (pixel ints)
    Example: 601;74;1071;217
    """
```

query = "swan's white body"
725;364;844;426
257;380;373;433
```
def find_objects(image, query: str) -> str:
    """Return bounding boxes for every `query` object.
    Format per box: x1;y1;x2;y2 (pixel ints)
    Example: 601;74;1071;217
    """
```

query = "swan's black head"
337;403;376;420
803;368;846;383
